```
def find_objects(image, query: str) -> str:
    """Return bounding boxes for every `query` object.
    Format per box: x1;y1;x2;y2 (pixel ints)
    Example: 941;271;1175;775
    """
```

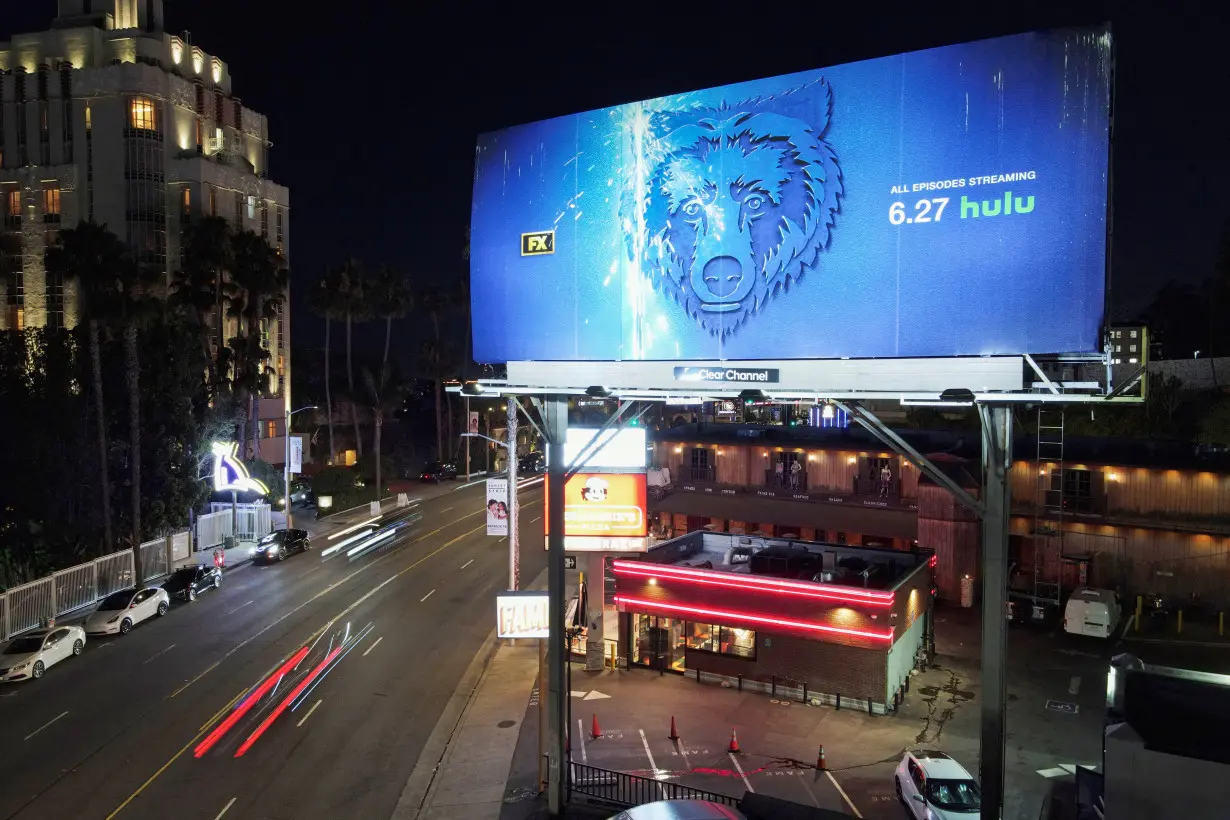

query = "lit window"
264;420;277;439
685;622;756;659
129;97;156;131
247;196;256;220
211;60;222;84
43;188;60;215
5;189;20;218
182;186;191;215
192;50;203;75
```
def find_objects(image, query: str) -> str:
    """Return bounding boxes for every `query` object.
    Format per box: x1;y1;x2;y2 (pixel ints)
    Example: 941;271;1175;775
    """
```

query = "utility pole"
507;396;519;591
465;396;472;481
544;397;568;816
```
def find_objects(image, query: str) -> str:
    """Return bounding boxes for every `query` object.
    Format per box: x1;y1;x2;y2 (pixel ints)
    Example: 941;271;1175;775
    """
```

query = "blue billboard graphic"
470;28;1112;363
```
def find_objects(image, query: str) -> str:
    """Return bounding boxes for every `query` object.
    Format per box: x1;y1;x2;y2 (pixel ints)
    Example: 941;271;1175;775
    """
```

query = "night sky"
4;2;1228;366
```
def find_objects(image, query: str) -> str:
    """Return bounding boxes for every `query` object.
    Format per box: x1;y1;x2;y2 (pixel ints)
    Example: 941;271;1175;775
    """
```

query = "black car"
420;462;458;482
251;528;310;563
161;565;222;602
518;452;545;473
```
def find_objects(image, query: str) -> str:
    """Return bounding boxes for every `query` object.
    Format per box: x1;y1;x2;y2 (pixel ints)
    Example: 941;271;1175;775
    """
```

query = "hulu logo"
960;191;1036;219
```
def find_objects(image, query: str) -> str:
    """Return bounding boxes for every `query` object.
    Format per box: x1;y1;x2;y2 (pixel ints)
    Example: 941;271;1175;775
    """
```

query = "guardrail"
0;534;187;642
566;760;740;808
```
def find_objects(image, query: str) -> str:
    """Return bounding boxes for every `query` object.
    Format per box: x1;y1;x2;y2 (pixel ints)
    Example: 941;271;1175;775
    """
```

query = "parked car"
161;565;222;602
0;626;87;682
84;587;170;636
518;452;545;474
895;750;981;818
251;528;311;564
1063;587;1122;639
420;462;459;482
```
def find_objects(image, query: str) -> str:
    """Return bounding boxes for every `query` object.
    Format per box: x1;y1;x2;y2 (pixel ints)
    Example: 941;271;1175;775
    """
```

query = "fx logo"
521;230;555;256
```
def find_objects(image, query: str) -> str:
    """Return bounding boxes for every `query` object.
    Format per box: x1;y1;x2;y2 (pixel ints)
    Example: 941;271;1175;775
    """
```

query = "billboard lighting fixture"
739;389;769;404
822;403;835;420
461;382;485;396
585;385;612;398
938;388;976;404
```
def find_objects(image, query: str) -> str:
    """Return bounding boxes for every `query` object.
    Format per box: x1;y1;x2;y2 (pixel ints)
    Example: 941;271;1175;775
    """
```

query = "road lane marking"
24;711;69;741
639;729;667;798
362;636;383;657
440;506;454;512
164;503;534;700
576;718;588;763
213;797;237;819
674;739;691;773
421;589;435;602
530;516;541;523
111;516;506;818
296;699;323;727
199;688;249;732
224;601;254;616
730;752;754;793
1069;676;1081;695
142;644;177;664
825;770;862;818
461;559;474;569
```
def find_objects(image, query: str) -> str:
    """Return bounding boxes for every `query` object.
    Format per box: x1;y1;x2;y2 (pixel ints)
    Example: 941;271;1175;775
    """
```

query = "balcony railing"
565;759;740;808
683;465;715;483
764;469;808;492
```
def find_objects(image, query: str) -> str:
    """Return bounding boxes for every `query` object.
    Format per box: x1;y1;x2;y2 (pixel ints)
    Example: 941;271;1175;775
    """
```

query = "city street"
0;477;544;820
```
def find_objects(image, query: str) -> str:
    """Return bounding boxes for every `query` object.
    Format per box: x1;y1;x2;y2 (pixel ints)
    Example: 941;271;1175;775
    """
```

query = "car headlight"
12;662;30;670
106;615;120;624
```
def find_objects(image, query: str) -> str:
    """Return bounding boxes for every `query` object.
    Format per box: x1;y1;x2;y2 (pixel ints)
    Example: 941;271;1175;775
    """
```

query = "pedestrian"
790;459;803;490
775;460;784;487
880;463;892;498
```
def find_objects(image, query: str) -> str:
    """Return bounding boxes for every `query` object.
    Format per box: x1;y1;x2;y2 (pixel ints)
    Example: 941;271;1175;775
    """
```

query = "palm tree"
418;286;457;459
309;267;345;465
229;230;287;460
44;222;128;554
362;364;408;501
116;254;161;561
173;216;233;395
338;259;367;459
366;264;413;385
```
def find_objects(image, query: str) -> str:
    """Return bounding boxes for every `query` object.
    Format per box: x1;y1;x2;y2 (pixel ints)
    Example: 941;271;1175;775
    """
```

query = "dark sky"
5;2;1229;362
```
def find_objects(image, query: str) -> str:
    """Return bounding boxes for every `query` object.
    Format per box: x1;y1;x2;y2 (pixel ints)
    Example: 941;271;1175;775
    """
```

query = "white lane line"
362;636;384;657
213;797;237;819
461;559;474;569
825;770;862;818
1069;676;1081;695
730;752;753;793
440;506;454;513
530;516;541;524
224;601;254;616
296;699;323;727
420;589;435;602
577;718;588;763
675;739;691;773
142;644;177;665
639;729;667;798
24;711;69;741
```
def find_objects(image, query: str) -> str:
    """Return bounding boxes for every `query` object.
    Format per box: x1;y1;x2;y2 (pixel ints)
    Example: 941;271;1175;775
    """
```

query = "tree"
309;267;345;465
228;230;287;460
117;256;162;560
337;259;367;459
173;216;234;396
366;264;413;389
418;286;457;460
44;222;129;554
362;364;408;500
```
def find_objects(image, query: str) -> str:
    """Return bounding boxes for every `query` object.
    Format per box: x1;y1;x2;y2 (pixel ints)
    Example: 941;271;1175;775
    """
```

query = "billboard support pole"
543;396;569;816
977;403;1012;820
507;396;520;591
465;397;472;482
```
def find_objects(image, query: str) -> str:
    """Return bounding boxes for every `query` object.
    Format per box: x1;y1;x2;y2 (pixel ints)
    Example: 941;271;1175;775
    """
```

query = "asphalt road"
0;477;546;820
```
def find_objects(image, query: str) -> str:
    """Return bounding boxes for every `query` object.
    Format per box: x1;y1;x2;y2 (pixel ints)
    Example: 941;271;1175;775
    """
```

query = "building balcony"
763;469;809;493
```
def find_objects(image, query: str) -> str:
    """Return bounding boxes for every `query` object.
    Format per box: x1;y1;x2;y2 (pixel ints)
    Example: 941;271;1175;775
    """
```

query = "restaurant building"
613;530;936;714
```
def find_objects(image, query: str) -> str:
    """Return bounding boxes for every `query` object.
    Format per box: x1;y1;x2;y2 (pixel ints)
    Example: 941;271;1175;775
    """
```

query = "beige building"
1;0;294;461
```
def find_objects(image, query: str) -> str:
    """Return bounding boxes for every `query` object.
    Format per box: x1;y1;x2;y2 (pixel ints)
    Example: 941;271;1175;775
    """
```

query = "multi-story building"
0;0;293;461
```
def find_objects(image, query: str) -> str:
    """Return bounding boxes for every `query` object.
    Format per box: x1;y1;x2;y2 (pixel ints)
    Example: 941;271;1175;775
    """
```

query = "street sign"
486;478;509;536
289;435;303;473
564;556;577;570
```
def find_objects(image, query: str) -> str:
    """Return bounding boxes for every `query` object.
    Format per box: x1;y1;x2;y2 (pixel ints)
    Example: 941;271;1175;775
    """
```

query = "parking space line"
729;752;753;793
639;729;667;798
296;699;323;727
421;589;435;602
825;770;862;818
577;718;588;764
141;644;176;664
461;559;474;569
24;711;68;741
224;601;254;616
213;797;237;819
362;636;383;657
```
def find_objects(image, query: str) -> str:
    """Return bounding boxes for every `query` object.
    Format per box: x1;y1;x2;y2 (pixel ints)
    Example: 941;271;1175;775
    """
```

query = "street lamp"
284;405;318;528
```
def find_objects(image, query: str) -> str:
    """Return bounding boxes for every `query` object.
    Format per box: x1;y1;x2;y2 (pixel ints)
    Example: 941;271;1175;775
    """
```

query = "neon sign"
614;596;895;642
612;560;895;605
211;442;269;494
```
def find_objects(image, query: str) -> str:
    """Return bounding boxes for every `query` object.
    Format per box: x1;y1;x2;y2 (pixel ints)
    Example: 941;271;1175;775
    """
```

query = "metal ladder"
1033;407;1066;611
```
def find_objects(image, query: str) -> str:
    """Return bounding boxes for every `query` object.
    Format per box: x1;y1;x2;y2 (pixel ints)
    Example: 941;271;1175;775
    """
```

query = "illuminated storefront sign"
544;473;648;552
211;441;269;494
496;592;550;639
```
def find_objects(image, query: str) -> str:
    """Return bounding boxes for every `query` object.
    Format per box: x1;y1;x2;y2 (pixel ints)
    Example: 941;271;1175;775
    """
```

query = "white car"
896;749;981;818
84;586;170;635
0;626;87;682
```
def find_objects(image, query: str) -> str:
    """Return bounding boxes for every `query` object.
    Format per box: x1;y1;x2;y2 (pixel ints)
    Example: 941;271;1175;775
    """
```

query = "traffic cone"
817;744;827;770
727;728;741;754
590;713;602;739
669;716;679;741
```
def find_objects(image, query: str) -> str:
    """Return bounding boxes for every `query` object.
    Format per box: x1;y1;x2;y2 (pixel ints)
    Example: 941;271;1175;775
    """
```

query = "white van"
1063;587;1121;638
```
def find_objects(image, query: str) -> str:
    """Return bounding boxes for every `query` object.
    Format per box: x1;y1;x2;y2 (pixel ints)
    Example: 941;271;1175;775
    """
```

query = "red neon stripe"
614;563;894;608
612;560;895;603
194;645;311;758
233;645;343;758
615;595;895;642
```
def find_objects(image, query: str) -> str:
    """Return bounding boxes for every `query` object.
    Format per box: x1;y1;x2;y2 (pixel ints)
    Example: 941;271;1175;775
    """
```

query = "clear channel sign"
470;27;1111;366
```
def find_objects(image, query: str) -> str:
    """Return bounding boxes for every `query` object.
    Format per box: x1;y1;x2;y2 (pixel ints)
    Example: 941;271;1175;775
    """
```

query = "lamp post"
284;405;318;529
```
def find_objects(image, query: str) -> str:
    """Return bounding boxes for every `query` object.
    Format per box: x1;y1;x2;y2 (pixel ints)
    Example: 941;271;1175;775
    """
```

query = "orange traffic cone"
669;716;679;741
817;744;827;770
590;713;602;739
727;728;741;754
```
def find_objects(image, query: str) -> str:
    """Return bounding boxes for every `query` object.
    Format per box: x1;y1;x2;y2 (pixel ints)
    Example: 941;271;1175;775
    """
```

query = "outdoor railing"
0;533;187;641
566;759;740;808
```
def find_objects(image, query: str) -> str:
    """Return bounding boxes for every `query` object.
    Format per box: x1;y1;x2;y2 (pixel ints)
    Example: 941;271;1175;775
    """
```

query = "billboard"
544;473;649;552
550;427;648;470
496;592;550;639
471;28;1111;364
486;477;508;536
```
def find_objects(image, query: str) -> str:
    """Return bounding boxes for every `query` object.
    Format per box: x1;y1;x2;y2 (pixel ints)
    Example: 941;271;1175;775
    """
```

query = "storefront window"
685;622;756;659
